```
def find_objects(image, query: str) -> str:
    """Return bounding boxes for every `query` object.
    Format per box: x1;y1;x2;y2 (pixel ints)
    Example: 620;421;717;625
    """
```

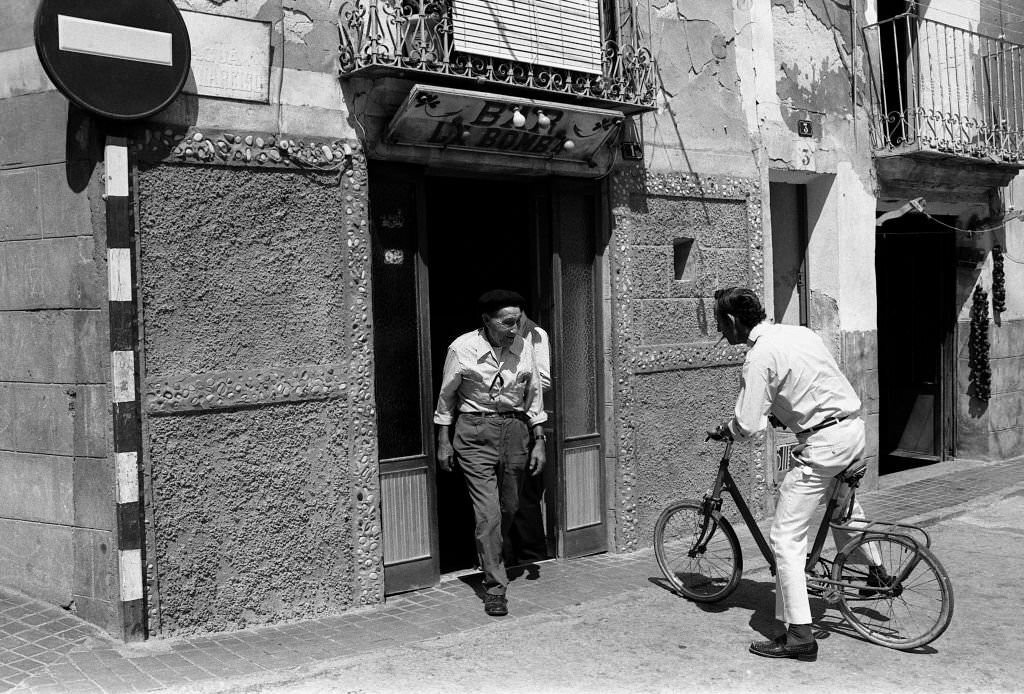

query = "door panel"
553;181;606;557
370;165;439;594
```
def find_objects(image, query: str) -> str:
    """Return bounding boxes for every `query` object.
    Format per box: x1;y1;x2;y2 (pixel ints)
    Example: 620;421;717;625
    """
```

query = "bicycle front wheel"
832;533;954;650
654;501;742;602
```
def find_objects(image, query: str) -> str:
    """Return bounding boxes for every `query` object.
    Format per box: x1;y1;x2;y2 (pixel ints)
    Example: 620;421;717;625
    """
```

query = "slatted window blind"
452;0;603;74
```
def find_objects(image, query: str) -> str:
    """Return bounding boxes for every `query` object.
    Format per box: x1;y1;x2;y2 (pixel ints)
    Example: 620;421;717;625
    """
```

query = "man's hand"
706;422;733;441
529;439;546;476
437;425;454;472
437;440;455;472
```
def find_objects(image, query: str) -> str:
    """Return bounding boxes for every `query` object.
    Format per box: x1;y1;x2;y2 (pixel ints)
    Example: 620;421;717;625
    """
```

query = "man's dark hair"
478;289;527;316
713;287;766;329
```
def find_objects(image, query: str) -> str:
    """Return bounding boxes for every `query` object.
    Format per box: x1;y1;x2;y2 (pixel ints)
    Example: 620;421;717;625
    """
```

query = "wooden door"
369;165;440;594
552;181;607;557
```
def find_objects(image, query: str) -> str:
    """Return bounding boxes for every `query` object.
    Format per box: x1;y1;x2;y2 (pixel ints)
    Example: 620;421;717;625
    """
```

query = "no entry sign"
34;0;191;120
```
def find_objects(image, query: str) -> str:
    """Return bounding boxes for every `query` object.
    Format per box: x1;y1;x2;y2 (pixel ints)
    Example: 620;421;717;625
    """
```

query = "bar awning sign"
35;0;191;120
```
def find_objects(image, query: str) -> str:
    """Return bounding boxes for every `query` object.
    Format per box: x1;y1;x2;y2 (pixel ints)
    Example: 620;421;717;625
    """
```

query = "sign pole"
104;133;147;641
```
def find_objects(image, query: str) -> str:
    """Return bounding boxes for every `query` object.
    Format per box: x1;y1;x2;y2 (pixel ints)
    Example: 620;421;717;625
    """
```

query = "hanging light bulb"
512;106;527;128
536;110;551;129
562;139;575;151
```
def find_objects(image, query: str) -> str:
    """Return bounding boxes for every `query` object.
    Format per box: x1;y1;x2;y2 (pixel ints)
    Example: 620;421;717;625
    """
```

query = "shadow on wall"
652;62;714;222
65;104;101;193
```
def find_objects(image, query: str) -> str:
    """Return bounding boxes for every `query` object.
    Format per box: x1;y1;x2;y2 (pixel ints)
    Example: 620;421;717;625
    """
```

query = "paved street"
3;456;1024;694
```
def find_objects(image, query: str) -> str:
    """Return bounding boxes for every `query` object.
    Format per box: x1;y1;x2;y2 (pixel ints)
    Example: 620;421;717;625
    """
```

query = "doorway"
424;175;548;574
369;165;608;594
876;213;956;473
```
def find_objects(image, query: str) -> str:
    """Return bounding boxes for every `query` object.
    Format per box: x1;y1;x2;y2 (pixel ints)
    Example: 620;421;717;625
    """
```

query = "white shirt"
433;329;547;426
727;322;861;439
524;325;551;391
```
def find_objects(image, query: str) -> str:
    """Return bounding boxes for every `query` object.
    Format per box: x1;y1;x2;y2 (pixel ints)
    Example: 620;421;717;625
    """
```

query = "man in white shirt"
710;287;883;661
435;290;547;617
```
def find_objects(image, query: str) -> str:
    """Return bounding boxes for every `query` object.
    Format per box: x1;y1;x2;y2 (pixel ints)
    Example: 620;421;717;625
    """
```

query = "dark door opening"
424;175;551;574
876;213;956;474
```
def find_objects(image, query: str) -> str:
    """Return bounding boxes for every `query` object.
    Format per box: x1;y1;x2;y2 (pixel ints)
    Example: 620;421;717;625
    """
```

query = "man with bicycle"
709;287;884;661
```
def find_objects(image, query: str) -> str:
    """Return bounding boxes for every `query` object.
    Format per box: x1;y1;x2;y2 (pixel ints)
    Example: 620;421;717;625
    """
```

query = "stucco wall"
137;162;378;635
609;168;767;550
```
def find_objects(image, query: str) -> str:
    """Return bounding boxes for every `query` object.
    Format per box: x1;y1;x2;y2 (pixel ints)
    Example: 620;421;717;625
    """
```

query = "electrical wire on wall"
275;1;286;140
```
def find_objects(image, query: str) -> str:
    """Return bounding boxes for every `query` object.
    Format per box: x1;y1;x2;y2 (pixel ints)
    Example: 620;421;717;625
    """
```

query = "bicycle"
654;434;954;650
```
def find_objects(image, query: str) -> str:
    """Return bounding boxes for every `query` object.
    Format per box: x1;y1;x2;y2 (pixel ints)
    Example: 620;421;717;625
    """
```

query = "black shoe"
484;594;508;617
859;566;895;597
749;635;818;661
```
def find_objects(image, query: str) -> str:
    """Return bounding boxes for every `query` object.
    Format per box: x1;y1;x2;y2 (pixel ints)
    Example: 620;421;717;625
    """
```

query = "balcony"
337;0;657;114
864;14;1024;165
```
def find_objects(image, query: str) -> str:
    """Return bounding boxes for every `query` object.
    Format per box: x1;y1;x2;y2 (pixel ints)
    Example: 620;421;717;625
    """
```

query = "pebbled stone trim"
633;342;749;373
143;363;348;415
129;125;359;171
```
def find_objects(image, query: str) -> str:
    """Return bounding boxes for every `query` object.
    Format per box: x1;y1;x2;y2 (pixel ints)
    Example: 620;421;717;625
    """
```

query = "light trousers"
771;417;879;625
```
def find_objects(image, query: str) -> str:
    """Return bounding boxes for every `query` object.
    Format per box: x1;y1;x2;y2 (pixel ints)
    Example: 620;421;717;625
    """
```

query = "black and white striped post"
34;0;192;642
104;136;146;640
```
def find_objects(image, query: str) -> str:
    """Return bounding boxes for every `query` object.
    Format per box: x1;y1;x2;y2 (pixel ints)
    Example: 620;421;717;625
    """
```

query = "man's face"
483;306;522;348
714;307;741;345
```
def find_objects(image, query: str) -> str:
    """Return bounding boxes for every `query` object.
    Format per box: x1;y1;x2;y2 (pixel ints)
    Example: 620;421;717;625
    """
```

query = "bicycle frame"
699;438;932;591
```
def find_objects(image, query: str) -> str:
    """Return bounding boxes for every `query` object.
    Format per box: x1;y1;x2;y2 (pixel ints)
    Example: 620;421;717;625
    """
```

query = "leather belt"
463;411;525;419
799;415;852;435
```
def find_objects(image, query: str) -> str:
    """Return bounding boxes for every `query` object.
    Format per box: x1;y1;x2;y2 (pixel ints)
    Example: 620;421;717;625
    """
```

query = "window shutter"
452;0;603;74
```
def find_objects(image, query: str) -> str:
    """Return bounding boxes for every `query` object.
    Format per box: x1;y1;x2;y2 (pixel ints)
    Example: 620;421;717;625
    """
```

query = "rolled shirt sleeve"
524;354;547;426
727;354;774;439
433;347;462;426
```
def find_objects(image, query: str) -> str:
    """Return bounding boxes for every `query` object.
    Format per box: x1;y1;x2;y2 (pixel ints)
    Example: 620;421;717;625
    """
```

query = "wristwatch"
534;433;547;441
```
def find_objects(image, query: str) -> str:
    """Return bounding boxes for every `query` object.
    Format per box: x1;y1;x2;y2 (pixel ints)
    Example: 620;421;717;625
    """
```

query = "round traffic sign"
34;0;191;120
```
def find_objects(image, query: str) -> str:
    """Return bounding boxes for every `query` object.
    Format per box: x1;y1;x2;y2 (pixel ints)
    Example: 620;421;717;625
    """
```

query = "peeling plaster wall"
137;163;379;635
645;0;756;177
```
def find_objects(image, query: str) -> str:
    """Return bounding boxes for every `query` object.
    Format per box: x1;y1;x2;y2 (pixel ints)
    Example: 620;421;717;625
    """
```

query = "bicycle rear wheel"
654;501;742;602
832;533;954;649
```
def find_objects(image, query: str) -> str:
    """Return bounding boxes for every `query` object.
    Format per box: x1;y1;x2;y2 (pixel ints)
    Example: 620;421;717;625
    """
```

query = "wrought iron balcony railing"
864;14;1024;164
337;0;657;112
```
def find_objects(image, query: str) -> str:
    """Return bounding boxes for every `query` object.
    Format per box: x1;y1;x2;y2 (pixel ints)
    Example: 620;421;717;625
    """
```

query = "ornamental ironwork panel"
864;13;1024;164
337;0;657;110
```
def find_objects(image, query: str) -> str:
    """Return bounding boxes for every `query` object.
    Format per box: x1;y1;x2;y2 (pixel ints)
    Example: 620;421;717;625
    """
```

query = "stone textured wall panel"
137;156;380;635
147;400;353;634
608;167;764;551
138;165;348;377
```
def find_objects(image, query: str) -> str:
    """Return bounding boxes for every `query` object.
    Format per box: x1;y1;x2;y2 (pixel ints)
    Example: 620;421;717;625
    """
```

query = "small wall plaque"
797;119;813;137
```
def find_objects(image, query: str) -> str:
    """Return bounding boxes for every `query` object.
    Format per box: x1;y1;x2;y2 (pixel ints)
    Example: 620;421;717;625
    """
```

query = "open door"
877;214;956;470
552;181;607;557
369;165;440;593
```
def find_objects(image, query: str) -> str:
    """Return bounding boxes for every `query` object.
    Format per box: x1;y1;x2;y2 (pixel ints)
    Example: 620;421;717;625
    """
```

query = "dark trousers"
453;414;529;595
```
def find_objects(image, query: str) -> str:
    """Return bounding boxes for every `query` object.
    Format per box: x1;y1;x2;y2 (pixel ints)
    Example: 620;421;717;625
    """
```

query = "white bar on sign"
58;14;173;66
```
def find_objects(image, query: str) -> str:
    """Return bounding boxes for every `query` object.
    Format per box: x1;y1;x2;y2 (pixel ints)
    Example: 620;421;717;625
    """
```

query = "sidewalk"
4;455;1024;694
